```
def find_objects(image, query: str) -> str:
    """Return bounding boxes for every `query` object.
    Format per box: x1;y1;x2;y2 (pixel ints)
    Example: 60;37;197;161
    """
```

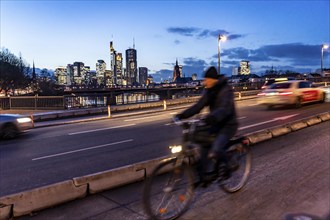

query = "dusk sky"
1;0;329;81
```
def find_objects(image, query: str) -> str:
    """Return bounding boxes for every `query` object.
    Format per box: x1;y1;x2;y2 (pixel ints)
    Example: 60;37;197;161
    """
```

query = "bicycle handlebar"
172;116;201;126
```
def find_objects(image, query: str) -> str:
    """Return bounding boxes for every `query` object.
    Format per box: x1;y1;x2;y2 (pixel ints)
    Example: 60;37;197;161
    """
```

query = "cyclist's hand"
172;114;183;125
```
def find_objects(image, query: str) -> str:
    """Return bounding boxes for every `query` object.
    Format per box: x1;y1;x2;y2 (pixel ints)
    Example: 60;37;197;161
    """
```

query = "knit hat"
204;66;219;79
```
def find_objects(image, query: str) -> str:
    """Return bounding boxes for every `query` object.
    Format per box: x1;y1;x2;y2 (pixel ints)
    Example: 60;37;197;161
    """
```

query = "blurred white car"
0;114;34;139
320;85;330;102
257;80;326;109
261;77;295;90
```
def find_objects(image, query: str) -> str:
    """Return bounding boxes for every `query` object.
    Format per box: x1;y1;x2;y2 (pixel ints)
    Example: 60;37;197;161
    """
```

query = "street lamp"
218;35;227;74
321;44;329;76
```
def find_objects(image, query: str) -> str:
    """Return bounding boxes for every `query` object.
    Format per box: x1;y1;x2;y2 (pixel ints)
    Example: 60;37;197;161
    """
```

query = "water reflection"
67;93;160;109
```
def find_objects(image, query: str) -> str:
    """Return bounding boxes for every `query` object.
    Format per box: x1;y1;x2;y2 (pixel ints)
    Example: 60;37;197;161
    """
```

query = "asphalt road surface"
1;99;329;196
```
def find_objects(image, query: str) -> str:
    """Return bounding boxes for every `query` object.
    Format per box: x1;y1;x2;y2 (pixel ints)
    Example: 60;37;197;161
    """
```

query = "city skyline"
1;0;329;81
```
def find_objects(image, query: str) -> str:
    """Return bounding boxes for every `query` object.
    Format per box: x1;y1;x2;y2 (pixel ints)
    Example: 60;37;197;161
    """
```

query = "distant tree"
0;48;31;96
36;68;61;95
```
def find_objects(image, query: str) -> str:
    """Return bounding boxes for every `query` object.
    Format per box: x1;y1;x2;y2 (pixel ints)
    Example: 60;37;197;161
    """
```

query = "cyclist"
175;66;238;186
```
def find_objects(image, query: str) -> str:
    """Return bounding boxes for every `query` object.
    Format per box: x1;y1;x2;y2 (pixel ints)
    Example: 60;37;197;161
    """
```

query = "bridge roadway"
13;120;330;220
0;98;329;219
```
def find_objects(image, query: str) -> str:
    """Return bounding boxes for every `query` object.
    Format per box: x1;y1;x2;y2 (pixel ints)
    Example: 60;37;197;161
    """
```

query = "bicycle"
142;117;252;220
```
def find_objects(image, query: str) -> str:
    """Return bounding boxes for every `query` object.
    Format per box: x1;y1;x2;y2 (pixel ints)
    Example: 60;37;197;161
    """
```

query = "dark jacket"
179;76;238;137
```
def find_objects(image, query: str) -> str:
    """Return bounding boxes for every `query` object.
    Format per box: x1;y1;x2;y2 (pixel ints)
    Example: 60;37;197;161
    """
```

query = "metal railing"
0;96;65;110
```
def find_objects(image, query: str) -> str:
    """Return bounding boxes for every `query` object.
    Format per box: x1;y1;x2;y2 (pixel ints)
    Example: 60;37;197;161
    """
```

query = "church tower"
173;58;181;82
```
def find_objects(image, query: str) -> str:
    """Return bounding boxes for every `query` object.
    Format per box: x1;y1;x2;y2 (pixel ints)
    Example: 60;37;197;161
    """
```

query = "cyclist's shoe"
193;171;218;188
218;165;232;181
193;179;203;189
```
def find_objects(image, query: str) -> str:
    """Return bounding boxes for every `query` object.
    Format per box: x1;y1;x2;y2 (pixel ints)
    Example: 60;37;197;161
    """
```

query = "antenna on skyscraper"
133;38;135;49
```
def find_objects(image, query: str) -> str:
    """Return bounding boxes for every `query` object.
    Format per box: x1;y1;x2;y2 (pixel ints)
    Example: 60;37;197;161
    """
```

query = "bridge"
65;85;204;101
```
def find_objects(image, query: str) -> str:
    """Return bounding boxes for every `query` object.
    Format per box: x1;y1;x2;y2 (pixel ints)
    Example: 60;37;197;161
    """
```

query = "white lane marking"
164;116;247;126
124;115;163;122
68;124;136;135
239;114;299;130
32;139;133;161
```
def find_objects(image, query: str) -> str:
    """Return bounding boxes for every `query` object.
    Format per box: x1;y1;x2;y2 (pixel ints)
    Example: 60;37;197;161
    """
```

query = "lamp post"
218;35;227;74
321;44;329;76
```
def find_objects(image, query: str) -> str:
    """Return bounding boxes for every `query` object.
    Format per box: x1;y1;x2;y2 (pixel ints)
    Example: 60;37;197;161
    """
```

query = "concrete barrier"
305;116;322;126
0;205;11;220
73;165;145;194
289;120;308;131
57;111;75;117
0;180;87;218
269;125;292;137
134;156;170;177
318;112;330;121
39;114;58;120
247;130;272;144
74;110;89;116
88;108;103;114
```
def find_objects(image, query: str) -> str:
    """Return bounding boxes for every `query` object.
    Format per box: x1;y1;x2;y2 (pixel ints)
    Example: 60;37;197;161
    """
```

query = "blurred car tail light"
257;92;266;96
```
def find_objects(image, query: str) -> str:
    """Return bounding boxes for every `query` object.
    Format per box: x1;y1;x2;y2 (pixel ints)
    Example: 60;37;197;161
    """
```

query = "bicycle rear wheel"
143;158;195;220
220;145;252;193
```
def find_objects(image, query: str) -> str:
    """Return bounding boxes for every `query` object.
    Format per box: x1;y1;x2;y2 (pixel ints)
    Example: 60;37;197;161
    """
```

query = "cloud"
174;40;181;45
181;57;208;78
166;27;328;73
227;34;245;40
151;43;328;82
150;69;173;82
167;26;243;41
221;43;327;67
166;27;201;37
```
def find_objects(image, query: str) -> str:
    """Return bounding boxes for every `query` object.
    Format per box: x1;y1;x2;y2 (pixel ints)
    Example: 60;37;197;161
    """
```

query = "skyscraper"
115;53;123;86
139;67;148;85
126;41;137;85
72;62;84;85
96;60;106;85
239;60;250;75
54;66;68;85
109;41;116;85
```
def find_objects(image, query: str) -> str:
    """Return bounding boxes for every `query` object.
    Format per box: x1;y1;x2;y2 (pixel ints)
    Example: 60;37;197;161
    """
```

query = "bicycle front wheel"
143;158;195;220
220;145;252;193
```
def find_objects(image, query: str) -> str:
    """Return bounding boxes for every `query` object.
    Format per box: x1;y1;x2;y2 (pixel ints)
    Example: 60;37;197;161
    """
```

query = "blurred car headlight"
169;145;182;154
17;117;32;123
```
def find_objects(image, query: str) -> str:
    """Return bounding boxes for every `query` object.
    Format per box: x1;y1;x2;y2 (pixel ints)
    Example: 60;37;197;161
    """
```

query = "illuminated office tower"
54;66;68;85
96;60;106;85
109;41;116;85
66;64;73;86
71;62;84;85
115;53;123;86
239;60;250;75
232;67;239;76
126;41;137;85
82;66;91;85
139;67;148;85
104;70;113;87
